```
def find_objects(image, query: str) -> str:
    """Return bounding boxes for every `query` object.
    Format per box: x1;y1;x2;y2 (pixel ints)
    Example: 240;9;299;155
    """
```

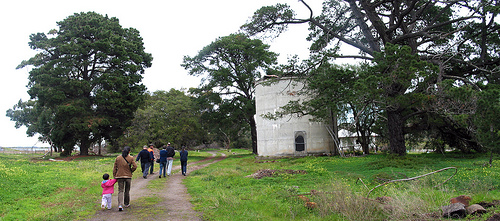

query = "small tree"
182;34;278;154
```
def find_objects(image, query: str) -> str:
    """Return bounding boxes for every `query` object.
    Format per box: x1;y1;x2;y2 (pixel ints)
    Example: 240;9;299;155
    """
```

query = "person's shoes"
183;173;186;176
101;204;106;210
159;175;161;178
143;175;147;179
118;206;123;211
124;204;130;208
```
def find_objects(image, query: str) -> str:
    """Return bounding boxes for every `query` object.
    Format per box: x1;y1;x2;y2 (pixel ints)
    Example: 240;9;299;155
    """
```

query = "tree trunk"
331;111;339;155
387;109;406;156
249;116;258;155
356;118;370;155
98;140;102;156
489;151;493;167
80;137;90;156
62;146;72;156
359;131;370;155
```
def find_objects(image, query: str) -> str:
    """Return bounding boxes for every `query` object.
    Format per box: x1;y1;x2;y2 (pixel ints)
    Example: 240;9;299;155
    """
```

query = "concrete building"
255;77;335;156
338;129;378;152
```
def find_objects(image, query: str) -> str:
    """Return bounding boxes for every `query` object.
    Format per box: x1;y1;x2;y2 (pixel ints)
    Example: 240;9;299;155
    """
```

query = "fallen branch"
356;177;370;190
366;167;457;198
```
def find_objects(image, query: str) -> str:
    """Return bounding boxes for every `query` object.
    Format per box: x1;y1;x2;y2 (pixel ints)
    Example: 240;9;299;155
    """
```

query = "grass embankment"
184;150;500;220
0;150;213;220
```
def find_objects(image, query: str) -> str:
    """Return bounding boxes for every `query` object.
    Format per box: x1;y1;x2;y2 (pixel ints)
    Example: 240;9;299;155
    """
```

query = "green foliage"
182;34;279;153
475;84;500;153
242;0;499;157
8;12;152;155
240;3;295;37
119;89;204;150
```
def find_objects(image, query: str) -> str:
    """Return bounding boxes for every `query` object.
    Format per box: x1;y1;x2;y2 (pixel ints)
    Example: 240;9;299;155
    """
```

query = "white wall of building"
255;77;334;156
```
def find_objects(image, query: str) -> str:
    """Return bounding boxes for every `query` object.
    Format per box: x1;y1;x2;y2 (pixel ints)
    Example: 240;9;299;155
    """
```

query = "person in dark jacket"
158;145;168;178
136;145;152;179
179;146;188;176
165;143;175;176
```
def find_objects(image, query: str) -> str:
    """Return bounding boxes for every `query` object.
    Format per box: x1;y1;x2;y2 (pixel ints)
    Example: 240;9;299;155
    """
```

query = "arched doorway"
295;131;306;152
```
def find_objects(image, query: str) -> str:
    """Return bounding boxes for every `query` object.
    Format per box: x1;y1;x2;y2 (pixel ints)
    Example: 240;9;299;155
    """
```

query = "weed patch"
246;169;307;179
367;154;432;170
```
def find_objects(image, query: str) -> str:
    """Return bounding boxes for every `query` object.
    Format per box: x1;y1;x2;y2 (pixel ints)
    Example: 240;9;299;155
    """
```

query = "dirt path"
86;152;226;221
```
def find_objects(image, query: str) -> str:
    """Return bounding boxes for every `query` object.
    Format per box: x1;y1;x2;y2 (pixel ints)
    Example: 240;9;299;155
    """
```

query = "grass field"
0;149;499;220
185;150;500;220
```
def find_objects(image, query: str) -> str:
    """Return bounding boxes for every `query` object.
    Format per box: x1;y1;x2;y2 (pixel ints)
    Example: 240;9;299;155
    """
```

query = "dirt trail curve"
87;152;226;221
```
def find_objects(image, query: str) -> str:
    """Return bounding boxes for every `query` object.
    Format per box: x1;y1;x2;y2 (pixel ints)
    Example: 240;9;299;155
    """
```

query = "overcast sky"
0;0;325;147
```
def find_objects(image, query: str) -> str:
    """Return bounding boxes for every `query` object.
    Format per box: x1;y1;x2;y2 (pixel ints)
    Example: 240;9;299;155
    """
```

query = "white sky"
0;0;324;147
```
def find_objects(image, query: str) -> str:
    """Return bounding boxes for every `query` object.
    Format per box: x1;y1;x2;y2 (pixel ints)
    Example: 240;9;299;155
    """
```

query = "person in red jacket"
101;173;117;210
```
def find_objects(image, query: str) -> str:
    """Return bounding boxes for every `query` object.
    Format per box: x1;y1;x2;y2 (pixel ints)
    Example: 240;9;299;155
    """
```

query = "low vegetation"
185;149;500;220
0;149;498;220
0;150;212;220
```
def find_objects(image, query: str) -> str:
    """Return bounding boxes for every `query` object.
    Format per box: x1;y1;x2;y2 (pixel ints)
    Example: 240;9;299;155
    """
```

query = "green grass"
0;150;213;221
1;150;499;220
183;151;500;220
0;153;116;220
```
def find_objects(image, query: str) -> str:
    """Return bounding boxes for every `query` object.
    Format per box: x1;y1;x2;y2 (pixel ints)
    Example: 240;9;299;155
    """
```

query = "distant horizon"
0;146;50;148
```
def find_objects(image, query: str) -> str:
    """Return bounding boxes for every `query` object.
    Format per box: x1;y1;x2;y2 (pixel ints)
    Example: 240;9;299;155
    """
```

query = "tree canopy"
119;89;204;150
242;0;500;155
182;34;278;154
7;12;152;155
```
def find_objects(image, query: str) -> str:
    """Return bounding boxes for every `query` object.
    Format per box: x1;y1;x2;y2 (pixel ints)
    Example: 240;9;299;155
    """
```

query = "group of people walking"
100;143;189;211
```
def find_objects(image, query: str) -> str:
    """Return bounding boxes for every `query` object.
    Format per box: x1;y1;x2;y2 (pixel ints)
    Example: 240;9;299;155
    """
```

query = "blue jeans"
159;162;167;177
141;162;150;177
181;160;187;175
149;161;154;174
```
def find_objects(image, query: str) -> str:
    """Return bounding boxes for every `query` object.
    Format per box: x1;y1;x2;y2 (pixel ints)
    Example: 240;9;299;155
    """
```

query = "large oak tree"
7;12;152;155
